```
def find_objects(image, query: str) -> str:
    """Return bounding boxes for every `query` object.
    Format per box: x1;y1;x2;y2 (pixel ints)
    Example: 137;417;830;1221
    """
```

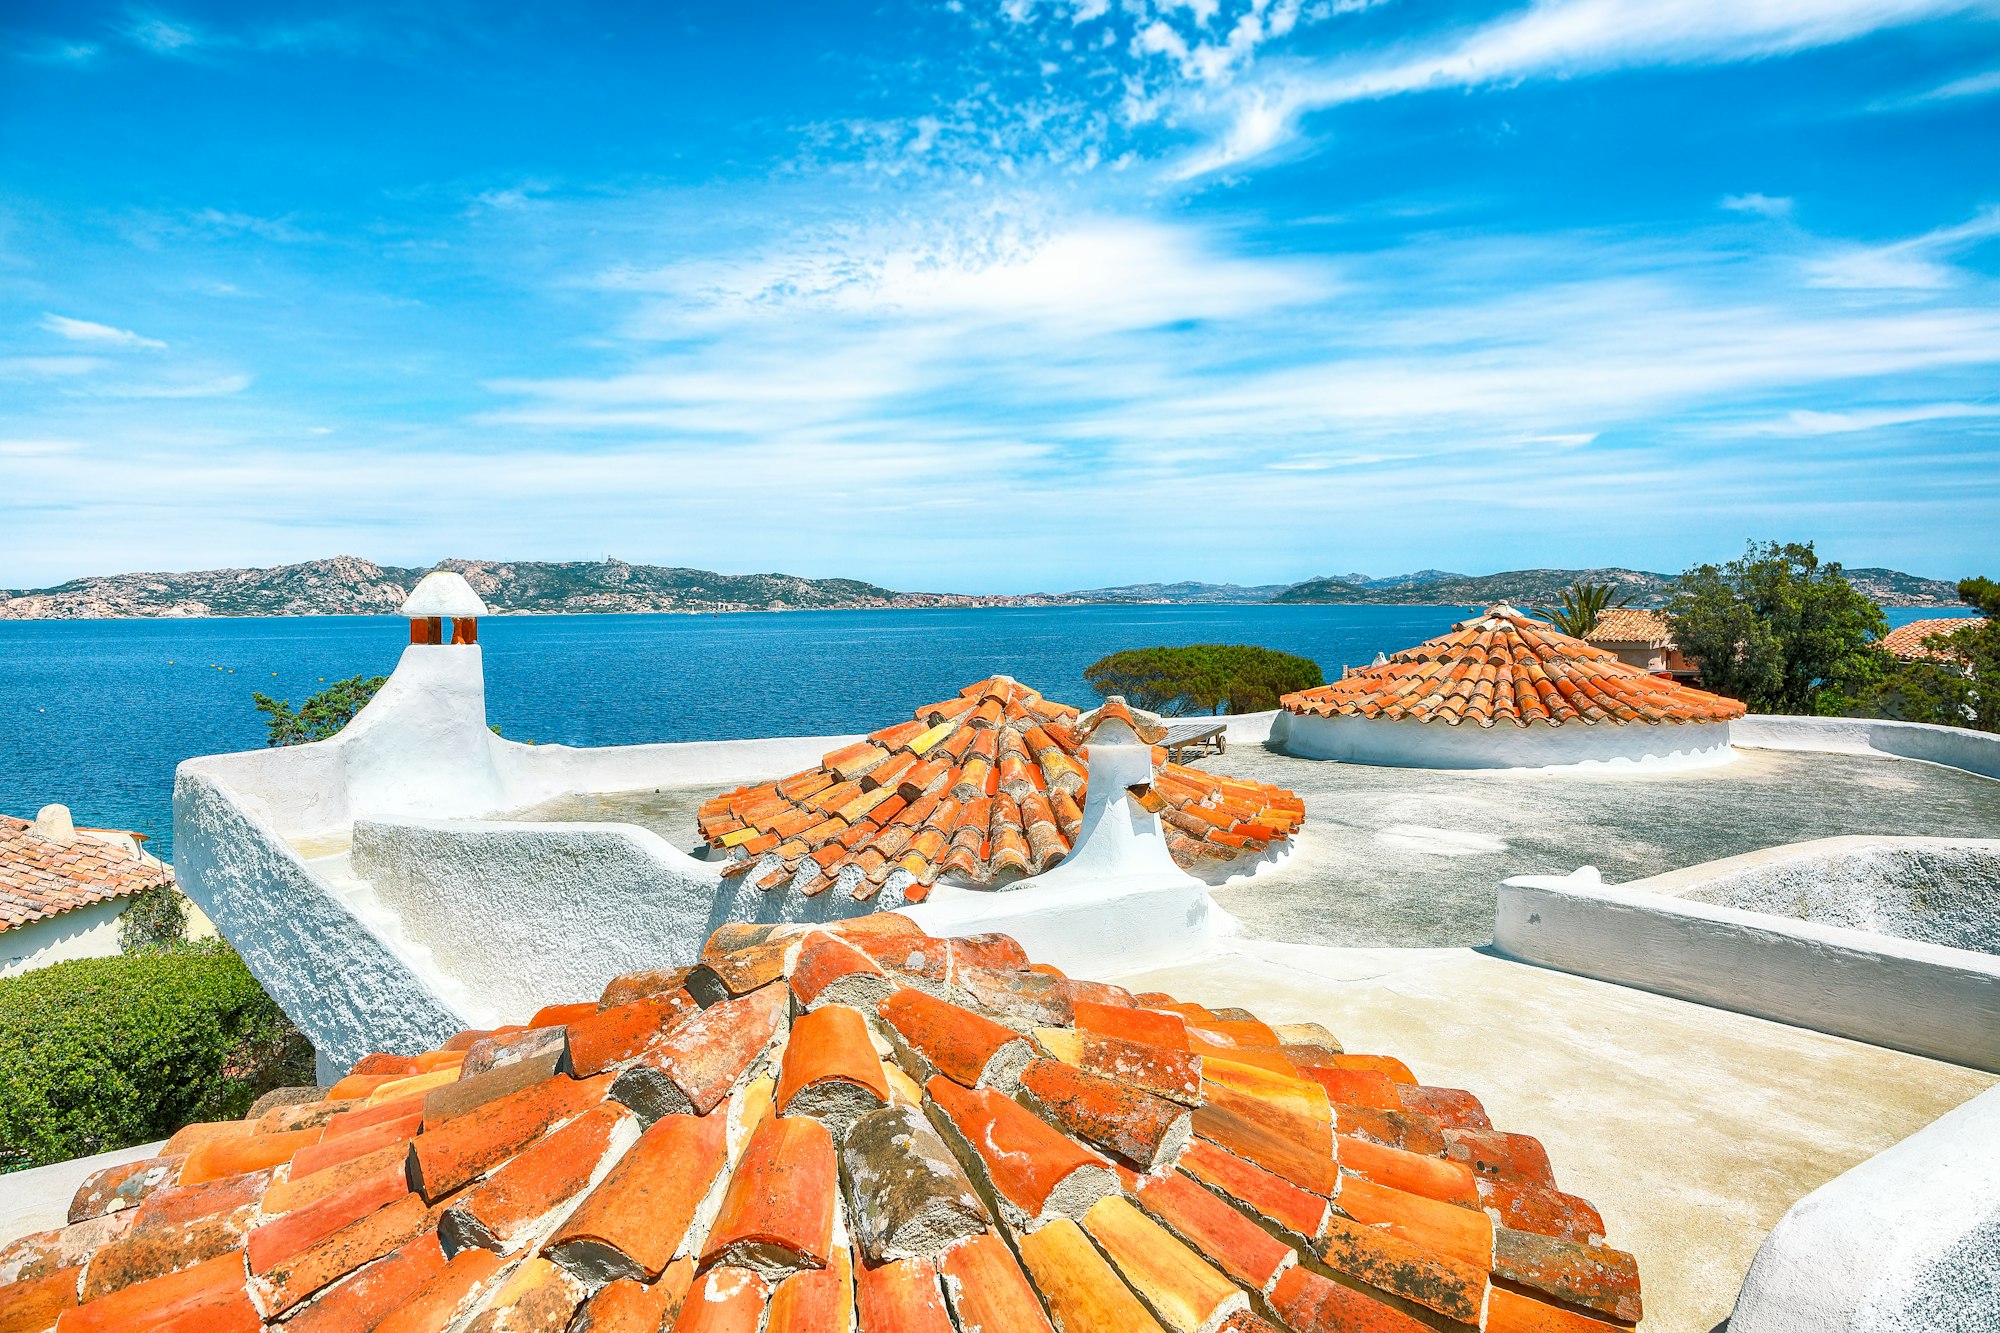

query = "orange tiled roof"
697;677;1304;902
1283;605;1745;728
0;816;168;935
1581;608;1672;648
1877;616;1981;662
0;916;1643;1333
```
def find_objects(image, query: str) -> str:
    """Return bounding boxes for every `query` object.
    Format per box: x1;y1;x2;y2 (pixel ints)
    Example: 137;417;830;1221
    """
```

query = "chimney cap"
399;571;488;619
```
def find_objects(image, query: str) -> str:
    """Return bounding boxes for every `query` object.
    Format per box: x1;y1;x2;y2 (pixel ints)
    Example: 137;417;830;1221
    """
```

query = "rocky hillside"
0;557;994;619
1273;567;1677;607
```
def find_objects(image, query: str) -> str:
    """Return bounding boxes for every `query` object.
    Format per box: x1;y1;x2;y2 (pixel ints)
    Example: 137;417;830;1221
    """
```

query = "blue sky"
2;0;1996;592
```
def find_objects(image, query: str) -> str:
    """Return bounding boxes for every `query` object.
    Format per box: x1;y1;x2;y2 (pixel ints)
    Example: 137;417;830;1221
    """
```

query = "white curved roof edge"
399;570;489;618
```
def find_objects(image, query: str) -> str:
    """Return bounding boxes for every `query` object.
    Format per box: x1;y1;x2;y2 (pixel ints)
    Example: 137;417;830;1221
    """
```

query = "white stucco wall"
174;769;470;1073
1730;1083;2000;1333
348;816;878;1021
1494;868;2000;1071
0;897;128;978
1642;836;2000;955
1275;711;1735;770
1732;713;2000;782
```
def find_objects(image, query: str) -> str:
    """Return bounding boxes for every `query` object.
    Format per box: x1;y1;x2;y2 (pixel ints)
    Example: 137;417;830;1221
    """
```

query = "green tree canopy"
1855;576;1997;733
1537;581;1632;637
1083;644;1324;716
1666;541;1887;715
253;674;386;747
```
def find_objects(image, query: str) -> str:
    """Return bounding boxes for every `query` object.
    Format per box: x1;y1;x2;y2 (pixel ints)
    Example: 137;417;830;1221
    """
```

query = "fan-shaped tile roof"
1877;616;1980;662
0;816;169;934
697;677;1304;902
1283;606;1744;728
1581;609;1672;648
0;916;1643;1333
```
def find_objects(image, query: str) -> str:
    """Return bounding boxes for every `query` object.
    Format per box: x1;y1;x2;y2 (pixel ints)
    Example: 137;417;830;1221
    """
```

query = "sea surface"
0;603;1959;856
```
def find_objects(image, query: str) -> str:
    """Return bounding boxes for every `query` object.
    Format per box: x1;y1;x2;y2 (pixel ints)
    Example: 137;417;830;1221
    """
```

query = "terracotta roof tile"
1580;607;1672;647
0;815;169;934
1284;604;1745;727
698;676;1301;894
1876;615;1982;662
3;918;1642;1332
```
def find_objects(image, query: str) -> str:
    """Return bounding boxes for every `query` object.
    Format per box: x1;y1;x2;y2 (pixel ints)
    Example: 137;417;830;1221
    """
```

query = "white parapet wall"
1494;863;2000;1071
1729;1082;2000;1332
1732;712;2000;781
1271;710;1735;771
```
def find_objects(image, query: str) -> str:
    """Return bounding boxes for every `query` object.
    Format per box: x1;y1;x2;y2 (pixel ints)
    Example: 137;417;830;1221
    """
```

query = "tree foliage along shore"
0;943;315;1171
1858;576;1998;733
253;674;386;747
1667;541;1887;716
1084;644;1324;716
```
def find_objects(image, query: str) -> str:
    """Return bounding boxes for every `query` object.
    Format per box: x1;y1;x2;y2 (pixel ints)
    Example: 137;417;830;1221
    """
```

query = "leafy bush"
1856;576;1998;733
253;674;386;747
117;885;189;954
0;942;315;1172
1084;644;1324;716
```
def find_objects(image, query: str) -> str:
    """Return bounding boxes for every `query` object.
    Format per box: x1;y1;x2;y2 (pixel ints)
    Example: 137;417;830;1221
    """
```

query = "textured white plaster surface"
1733;713;2000;782
348;816;873;1022
1276;712;1735;771
0;897;126;977
173;769;471;1072
1644;836;2000;955
1495;867;2000;1071
1731;1083;2000;1333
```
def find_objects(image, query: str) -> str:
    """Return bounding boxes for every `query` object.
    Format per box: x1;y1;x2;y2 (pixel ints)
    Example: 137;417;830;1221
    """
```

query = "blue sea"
0;603;1960;856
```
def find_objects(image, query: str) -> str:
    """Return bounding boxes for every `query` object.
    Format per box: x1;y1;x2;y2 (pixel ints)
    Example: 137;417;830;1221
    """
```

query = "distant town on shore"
0;554;1969;620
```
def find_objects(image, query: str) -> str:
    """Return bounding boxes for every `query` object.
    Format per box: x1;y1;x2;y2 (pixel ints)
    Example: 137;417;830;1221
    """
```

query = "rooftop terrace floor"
1205;744;2000;946
1121;939;1996;1333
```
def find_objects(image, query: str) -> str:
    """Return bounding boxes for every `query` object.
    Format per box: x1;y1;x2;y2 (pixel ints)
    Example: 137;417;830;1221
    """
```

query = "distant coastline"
0;555;1969;620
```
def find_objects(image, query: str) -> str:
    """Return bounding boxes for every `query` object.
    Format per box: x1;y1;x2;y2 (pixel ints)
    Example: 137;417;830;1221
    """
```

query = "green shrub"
1084;644;1324;715
117;885;189;954
0;941;315;1172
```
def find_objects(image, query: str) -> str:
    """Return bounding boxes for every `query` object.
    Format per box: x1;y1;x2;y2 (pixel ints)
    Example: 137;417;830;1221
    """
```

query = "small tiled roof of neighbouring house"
1877;616;1982;662
1283;605;1745;728
697;676;1304;902
1581;608;1673;648
0;915;1644;1333
0;814;170;935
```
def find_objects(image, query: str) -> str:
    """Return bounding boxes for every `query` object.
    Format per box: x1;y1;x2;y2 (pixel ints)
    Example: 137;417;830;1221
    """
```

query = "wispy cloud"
1177;0;2000;175
1722;193;1793;219
1806;205;2000;288
1715;402;2000;434
39;313;167;350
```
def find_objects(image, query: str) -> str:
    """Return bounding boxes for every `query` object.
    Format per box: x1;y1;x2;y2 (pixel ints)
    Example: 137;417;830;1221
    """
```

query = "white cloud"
1716;403;2000;435
122;14;205;54
39;313;167;350
1182;0;1998;174
1722;193;1793;219
1806;205;2000;288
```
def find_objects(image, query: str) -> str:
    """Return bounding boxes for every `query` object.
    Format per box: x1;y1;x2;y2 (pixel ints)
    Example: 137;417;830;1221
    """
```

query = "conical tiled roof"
697;677;1304;901
1;916;1642;1332
1282;606;1745;728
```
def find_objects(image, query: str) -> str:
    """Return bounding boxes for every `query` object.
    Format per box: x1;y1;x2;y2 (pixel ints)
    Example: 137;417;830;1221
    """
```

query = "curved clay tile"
1;915;1643;1333
1282;605;1746;729
698;677;1304;902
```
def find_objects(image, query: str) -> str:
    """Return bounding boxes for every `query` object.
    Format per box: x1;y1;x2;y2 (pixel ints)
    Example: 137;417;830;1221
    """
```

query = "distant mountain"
1;556;1966;619
1839;568;1966;606
1275;567;1680;607
0;556;1063;620
1063;581;1293;604
1271;564;1963;608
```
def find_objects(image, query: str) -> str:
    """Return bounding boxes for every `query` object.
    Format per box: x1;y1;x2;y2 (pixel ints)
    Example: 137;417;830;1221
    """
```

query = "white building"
0;805;171;977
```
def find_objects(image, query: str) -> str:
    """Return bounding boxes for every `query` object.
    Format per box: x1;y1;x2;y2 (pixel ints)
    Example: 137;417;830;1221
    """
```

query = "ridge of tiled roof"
1282;605;1745;729
0;816;170;935
1580;609;1671;648
0;915;1643;1333
1876;616;1981;662
697;676;1304;901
